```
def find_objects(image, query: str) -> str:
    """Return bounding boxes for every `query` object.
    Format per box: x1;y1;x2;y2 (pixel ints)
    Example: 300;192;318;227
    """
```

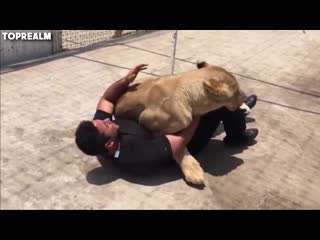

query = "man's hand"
97;64;148;113
165;116;201;163
126;64;148;83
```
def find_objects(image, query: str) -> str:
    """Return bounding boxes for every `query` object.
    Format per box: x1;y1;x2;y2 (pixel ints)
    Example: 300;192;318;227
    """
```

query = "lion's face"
225;88;247;111
202;67;246;112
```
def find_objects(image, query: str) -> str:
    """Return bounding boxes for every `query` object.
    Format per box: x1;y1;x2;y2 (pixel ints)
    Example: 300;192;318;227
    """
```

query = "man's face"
92;118;119;139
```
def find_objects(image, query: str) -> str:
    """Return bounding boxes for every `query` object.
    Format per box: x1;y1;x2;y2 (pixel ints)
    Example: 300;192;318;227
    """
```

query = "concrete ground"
1;30;320;209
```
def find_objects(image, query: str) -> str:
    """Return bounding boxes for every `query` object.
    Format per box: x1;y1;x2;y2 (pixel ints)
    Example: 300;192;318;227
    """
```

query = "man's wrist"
122;76;132;85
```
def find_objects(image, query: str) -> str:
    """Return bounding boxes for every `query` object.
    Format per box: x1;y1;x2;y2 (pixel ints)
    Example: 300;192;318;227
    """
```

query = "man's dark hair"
75;121;110;156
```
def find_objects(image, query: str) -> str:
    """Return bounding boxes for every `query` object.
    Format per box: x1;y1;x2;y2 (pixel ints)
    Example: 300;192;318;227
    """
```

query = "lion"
114;61;247;185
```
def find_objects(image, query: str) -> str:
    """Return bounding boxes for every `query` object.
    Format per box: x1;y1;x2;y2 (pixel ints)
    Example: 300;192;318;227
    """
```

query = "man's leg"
187;94;258;153
221;107;258;146
187;109;224;155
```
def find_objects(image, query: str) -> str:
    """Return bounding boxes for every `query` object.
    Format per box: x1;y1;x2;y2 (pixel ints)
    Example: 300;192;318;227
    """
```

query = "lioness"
115;61;247;185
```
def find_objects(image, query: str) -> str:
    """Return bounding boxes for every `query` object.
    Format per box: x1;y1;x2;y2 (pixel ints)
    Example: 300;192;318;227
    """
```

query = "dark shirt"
93;110;173;174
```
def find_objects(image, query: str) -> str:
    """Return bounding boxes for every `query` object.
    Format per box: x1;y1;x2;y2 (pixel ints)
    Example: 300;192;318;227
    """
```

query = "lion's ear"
203;78;232;97
196;61;209;69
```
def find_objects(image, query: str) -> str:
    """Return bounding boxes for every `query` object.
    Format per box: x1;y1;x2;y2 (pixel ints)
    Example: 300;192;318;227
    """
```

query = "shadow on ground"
87;118;257;188
87;143;256;189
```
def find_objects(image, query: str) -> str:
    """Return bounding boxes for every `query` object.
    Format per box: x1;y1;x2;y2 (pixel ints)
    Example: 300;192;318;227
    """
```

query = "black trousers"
187;107;246;155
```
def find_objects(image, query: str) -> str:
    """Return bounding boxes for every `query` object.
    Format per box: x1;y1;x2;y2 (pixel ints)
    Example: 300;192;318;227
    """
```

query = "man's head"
75;118;119;156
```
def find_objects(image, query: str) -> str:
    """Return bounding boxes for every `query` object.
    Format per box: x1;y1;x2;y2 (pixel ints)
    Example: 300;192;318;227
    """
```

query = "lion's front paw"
180;156;205;185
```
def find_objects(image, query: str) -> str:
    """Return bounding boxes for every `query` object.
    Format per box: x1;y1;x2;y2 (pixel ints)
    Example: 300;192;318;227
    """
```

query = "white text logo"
2;32;52;40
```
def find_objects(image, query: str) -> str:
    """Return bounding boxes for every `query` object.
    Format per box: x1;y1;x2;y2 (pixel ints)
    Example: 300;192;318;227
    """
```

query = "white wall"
0;30;53;67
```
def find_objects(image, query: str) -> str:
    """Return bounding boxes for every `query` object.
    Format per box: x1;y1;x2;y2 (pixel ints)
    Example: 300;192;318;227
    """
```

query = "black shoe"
244;94;257;109
223;128;259;147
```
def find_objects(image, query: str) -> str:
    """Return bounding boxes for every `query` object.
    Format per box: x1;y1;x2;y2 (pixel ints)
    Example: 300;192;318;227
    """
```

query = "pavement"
1;30;320;209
